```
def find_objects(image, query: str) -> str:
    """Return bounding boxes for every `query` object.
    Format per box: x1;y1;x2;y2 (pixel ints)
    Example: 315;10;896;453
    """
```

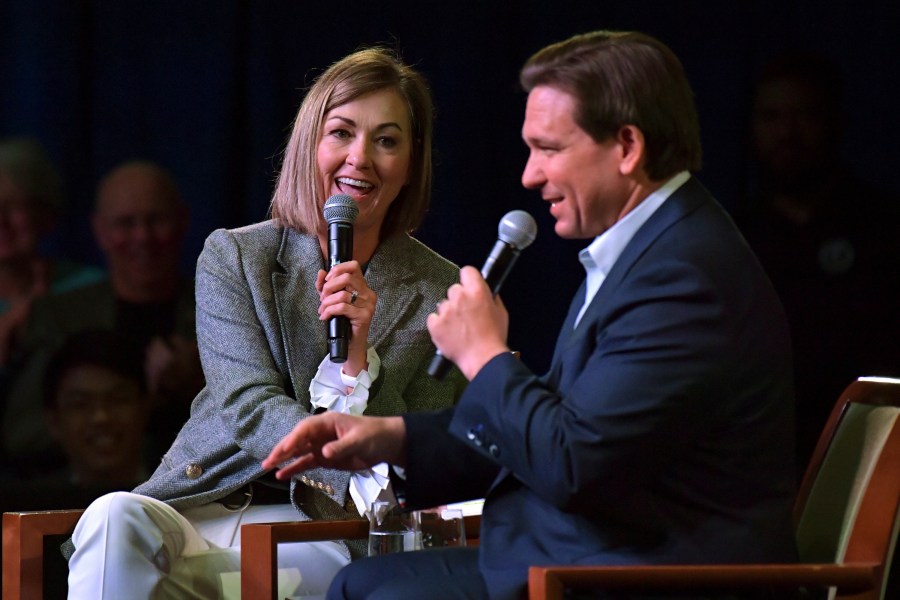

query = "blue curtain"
2;0;897;370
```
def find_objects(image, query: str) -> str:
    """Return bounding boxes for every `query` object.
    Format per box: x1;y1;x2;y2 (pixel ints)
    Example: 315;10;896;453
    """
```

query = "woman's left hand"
316;260;376;376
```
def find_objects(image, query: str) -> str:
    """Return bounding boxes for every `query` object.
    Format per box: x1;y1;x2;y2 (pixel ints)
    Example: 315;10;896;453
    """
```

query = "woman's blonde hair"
270;48;434;238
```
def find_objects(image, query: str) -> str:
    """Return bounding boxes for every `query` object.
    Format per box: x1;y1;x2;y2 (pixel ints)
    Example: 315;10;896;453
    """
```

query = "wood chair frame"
3;509;84;600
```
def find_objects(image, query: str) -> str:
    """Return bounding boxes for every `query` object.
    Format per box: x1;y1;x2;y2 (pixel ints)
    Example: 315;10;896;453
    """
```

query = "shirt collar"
579;171;691;277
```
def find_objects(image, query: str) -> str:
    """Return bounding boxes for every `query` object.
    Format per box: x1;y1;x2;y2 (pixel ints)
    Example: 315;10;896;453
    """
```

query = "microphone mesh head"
323;194;359;224
498;210;537;250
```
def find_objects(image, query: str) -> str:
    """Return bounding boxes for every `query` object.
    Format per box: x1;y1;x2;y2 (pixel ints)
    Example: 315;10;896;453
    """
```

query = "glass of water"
367;500;419;556
414;506;466;548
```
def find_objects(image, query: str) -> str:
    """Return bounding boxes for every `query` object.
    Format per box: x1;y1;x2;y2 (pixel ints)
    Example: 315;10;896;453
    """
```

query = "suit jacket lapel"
546;279;586;385
557;178;710;360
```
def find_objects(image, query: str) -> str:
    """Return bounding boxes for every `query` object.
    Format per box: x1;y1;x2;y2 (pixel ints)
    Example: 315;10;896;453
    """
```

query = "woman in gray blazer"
66;48;464;599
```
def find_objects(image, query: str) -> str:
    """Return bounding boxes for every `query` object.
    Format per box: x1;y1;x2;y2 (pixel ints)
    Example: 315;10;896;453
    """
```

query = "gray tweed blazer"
132;221;464;522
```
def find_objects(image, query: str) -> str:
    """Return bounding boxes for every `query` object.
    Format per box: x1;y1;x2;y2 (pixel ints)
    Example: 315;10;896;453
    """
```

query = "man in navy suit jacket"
265;30;797;600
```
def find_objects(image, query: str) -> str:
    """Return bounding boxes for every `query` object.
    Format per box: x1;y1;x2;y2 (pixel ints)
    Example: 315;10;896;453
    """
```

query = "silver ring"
350;290;359;305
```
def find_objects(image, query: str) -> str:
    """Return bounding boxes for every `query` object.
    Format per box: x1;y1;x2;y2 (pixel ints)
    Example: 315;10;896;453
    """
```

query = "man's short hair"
520;31;702;181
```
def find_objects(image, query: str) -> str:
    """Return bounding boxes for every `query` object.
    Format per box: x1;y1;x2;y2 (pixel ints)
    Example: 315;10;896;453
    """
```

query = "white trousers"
67;491;349;600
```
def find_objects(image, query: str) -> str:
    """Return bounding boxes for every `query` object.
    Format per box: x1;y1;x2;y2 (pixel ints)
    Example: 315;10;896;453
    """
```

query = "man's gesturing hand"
262;412;407;480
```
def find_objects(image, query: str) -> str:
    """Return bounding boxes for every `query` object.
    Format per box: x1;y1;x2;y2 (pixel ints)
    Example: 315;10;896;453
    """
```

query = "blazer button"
488;444;501;457
185;464;203;479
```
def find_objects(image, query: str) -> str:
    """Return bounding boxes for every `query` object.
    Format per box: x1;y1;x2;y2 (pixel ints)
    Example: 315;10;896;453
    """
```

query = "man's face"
92;167;186;292
751;78;835;183
521;86;630;239
45;364;147;483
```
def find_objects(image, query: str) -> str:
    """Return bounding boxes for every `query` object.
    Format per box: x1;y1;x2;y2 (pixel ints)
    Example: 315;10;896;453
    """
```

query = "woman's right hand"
316;260;377;377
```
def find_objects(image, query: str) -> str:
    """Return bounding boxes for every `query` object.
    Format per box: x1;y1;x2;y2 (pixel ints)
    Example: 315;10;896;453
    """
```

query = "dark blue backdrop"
2;0;898;371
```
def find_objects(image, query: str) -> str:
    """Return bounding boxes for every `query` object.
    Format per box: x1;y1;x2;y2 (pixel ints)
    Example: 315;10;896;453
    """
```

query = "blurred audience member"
0;137;104;475
0;137;103;366
2;160;202;473
737;51;900;468
44;329;150;489
0;329;151;599
0;329;149;509
89;160;203;409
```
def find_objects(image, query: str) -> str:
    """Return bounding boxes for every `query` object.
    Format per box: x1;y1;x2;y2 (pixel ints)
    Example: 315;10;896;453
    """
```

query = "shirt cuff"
349;462;395;517
340;345;381;393
308;346;381;416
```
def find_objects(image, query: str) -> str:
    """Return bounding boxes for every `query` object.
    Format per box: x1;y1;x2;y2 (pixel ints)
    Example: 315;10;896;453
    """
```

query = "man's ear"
616;125;646;176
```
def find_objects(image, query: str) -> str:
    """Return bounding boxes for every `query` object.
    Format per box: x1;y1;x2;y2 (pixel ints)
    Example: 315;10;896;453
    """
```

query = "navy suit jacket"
403;177;798;599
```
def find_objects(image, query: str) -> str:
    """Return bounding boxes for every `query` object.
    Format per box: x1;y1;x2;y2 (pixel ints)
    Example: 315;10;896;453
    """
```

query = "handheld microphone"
428;210;538;379
323;194;359;363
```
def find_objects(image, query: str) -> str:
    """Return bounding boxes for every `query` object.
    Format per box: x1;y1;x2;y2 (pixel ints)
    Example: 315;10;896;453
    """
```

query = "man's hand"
263;412;407;480
427;266;511;380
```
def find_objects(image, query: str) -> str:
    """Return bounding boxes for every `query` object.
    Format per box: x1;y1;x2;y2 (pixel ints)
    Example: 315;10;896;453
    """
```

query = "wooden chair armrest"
462;514;480;542
528;563;881;600
241;519;368;600
240;514;481;600
3;509;85;600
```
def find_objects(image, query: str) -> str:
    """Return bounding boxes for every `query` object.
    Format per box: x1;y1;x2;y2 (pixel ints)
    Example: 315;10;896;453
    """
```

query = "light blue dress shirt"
574;171;691;327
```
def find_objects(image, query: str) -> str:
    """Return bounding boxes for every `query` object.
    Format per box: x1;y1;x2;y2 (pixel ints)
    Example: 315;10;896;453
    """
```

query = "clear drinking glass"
414;506;466;548
367;500;419;556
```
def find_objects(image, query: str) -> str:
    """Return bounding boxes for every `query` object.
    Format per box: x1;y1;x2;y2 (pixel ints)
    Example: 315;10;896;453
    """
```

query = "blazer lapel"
271;232;423;404
364;235;423;349
272;228;328;405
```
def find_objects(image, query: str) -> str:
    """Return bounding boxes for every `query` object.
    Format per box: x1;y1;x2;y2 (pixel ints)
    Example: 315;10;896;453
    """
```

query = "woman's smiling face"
316;88;411;235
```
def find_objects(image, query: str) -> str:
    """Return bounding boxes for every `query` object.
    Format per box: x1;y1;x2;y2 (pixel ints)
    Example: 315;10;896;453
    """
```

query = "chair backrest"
793;377;900;593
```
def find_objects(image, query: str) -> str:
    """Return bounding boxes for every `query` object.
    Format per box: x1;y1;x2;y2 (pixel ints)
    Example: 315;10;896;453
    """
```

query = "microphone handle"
427;241;521;379
328;222;353;268
482;240;520;293
329;316;350;363
328;222;353;363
